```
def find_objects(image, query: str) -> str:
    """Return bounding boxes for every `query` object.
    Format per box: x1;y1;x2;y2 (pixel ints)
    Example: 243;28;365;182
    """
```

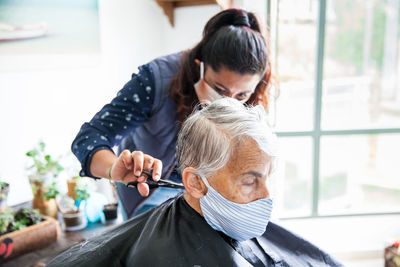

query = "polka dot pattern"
71;64;156;178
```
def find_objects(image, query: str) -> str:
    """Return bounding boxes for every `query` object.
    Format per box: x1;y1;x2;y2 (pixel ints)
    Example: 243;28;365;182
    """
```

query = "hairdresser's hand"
109;150;162;197
194;79;222;105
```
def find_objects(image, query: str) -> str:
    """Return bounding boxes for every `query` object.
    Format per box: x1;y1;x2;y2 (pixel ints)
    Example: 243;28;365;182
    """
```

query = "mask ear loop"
200;61;204;80
200;175;211;188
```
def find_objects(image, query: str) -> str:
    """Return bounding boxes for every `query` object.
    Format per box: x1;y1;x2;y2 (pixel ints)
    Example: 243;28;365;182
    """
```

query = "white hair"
176;98;277;177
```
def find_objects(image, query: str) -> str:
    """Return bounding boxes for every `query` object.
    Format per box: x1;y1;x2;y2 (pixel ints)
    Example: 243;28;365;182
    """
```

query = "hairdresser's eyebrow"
214;81;231;92
214;82;253;94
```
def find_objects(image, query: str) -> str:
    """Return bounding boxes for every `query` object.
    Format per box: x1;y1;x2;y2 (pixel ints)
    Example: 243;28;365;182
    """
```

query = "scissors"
126;170;185;190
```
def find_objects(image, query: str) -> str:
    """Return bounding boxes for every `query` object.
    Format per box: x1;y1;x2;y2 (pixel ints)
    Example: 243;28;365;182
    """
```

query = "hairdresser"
71;8;273;219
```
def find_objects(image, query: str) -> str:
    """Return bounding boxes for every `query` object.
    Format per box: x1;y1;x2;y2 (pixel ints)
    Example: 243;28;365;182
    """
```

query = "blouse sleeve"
71;64;155;178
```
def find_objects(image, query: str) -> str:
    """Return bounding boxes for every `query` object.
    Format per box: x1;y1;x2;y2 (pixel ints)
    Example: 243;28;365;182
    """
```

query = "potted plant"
0;182;10;212
0;207;59;262
26;141;63;218
58;176;90;231
0;208;42;235
102;203;118;221
102;181;119;221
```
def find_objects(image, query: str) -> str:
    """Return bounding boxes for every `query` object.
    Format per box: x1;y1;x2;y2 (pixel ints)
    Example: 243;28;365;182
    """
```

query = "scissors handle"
126;170;185;190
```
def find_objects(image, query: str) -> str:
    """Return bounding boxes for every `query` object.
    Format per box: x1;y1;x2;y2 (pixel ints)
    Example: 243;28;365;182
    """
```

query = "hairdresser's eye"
236;92;251;101
214;87;227;95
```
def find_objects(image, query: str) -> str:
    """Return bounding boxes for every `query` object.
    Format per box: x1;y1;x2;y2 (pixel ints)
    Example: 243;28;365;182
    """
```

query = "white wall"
0;1;221;205
161;5;221;55
99;0;221;86
98;0;164;87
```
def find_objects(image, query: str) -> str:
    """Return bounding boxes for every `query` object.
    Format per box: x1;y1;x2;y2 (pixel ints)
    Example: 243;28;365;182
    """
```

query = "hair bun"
232;15;251;28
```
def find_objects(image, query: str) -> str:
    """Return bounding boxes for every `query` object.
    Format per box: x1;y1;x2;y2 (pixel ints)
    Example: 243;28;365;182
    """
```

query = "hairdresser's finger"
110;151;134;182
132;150;144;177
121;150;134;170
122;172;138;184
136;155;154;183
152;159;162;181
143;155;154;172
137;182;150;197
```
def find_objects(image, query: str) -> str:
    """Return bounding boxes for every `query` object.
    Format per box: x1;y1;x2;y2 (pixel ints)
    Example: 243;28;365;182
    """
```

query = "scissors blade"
126;170;185;189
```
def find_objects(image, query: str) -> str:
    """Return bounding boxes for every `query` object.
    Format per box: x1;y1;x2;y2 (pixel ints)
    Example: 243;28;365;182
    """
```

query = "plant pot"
31;182;58;218
67;179;77;200
61;211;87;231
0;182;10;212
102;203;118;221
0;216;60;263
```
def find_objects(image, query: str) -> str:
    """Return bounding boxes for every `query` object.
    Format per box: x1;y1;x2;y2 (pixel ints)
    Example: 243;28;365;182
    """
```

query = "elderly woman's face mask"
200;175;273;241
199;139;275;241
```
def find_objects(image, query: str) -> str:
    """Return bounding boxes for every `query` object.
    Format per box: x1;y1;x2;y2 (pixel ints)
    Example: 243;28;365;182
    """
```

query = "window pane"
274;0;318;132
322;0;400;130
273;137;313;217
319;134;400;215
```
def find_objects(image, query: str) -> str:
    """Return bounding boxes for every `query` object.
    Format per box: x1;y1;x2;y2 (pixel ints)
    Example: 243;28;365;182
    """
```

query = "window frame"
266;0;400;219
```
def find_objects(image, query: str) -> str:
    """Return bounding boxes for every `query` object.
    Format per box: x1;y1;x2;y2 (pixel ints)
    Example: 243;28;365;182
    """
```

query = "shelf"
156;0;232;26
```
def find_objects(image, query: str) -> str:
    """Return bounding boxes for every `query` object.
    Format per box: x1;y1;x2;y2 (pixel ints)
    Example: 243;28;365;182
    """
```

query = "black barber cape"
47;195;343;267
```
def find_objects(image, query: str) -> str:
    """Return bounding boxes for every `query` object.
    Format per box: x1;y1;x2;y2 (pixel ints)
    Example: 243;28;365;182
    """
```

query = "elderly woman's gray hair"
176;98;277;177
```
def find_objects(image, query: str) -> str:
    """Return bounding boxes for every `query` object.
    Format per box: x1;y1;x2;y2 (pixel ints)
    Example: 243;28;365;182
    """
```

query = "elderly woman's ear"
182;167;208;198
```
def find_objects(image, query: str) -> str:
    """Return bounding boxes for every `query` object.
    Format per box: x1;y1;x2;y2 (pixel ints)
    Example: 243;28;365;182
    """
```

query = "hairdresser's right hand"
109;150;162;197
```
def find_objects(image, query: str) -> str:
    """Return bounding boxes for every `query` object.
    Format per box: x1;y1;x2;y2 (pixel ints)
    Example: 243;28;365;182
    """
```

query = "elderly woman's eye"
242;178;256;186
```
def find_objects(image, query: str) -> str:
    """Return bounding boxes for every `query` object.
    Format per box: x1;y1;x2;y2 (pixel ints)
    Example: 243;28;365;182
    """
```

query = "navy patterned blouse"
71;64;155;178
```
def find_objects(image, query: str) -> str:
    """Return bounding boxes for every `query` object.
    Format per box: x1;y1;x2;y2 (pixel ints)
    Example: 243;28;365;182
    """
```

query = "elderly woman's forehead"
227;139;271;171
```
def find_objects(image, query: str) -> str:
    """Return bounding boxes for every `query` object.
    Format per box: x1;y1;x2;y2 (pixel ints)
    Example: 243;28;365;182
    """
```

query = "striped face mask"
199;176;273;241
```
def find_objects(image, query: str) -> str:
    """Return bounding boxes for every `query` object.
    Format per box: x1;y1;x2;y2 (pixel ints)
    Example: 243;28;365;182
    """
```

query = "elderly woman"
49;99;342;267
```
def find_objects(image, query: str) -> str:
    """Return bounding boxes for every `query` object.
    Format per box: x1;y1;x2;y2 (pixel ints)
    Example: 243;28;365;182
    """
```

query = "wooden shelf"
156;0;232;26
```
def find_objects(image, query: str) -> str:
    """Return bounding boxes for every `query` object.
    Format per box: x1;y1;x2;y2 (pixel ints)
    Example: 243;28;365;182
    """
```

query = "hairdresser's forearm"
90;149;118;179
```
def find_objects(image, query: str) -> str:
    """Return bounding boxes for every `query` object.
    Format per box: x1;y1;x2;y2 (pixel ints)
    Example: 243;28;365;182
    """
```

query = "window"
267;0;400;218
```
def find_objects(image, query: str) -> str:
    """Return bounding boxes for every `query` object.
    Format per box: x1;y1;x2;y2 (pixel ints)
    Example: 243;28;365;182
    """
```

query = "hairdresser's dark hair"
169;8;273;123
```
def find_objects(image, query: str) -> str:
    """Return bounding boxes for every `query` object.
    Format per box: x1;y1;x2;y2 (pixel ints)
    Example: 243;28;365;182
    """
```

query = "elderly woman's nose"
258;183;270;199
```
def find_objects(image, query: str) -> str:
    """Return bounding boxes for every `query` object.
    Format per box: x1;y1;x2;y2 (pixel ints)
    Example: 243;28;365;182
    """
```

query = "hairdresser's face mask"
194;62;222;104
194;62;261;105
199;176;273;241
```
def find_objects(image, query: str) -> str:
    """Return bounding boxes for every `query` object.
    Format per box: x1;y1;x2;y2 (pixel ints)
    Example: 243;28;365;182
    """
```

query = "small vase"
67;179;77;200
61;210;87;231
103;203;118;221
31;182;58;218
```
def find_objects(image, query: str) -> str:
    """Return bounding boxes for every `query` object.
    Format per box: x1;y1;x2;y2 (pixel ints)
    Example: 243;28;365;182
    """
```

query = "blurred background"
0;0;399;266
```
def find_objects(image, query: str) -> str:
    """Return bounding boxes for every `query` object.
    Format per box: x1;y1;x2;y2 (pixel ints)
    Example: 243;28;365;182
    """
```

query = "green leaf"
76;187;90;201
11;221;27;232
26;150;37;157
39;141;45;151
26;141;64;179
0;211;14;234
43;182;60;200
